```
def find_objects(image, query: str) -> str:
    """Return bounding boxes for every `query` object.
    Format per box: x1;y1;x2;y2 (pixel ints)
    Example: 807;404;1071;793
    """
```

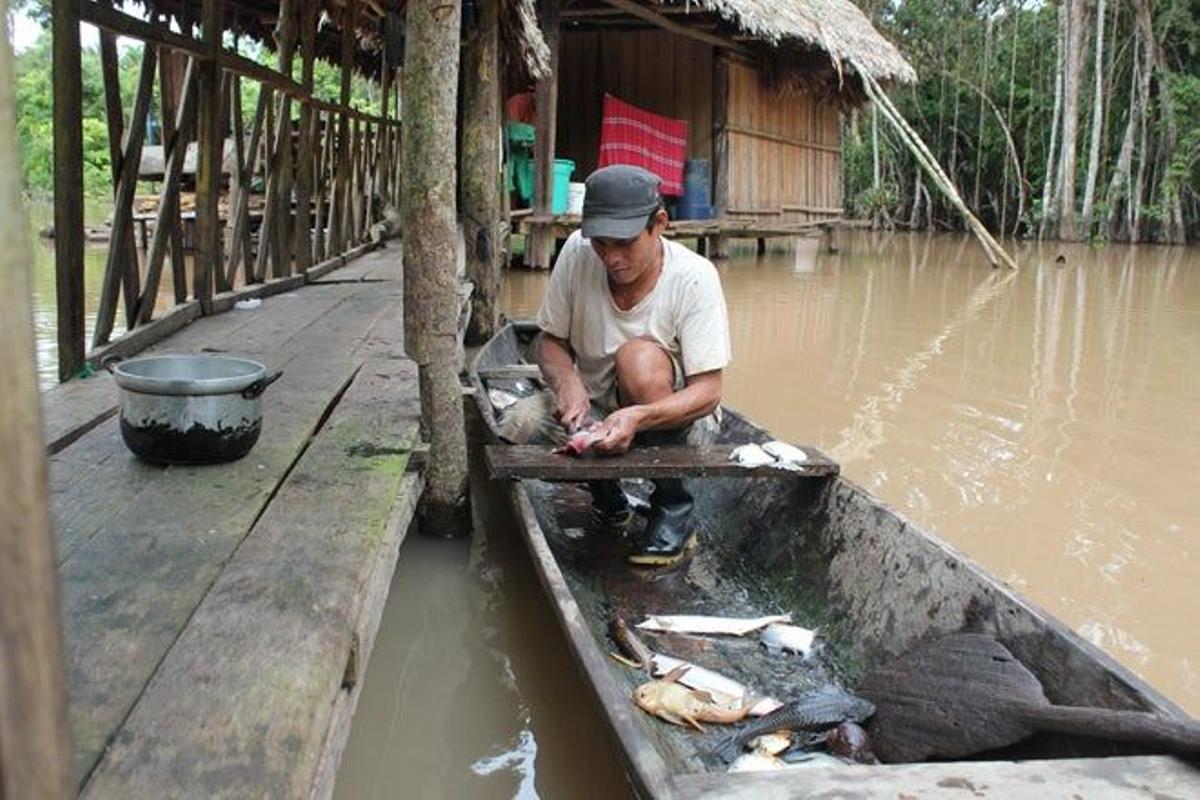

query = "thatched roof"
683;0;916;84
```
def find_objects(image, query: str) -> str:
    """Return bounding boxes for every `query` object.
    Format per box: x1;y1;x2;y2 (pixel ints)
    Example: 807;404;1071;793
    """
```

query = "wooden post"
0;11;74;794
93;43;157;345
255;0;298;281
711;55;730;260
52;0;85;381
461;0;503;343
138;59;199;323
313;109;332;262
403;0;469;536
331;0;357;256
529;0;560;270
193;0;224;313
227;86;268;284
293;0;316;273
98;32;142;327
158;46;188;304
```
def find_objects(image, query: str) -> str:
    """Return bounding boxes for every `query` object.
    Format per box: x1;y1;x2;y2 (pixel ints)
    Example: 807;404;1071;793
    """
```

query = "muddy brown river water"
336;232;1198;797
28;226;1198;796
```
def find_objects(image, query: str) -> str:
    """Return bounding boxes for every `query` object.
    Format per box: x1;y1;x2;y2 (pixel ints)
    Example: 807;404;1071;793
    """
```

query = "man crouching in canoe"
502;164;731;566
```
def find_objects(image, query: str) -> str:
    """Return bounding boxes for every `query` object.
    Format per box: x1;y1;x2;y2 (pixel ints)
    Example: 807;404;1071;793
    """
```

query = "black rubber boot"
628;477;696;566
588;480;634;532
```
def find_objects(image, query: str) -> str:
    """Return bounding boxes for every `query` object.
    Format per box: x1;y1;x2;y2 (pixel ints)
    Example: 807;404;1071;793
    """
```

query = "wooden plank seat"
485;443;839;480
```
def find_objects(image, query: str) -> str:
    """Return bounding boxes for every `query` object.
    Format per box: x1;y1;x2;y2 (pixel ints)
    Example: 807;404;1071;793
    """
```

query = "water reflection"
504;232;1200;715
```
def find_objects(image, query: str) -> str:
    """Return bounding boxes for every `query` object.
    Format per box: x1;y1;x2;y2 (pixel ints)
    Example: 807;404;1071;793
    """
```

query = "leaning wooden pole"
460;0;503;343
860;72;1017;270
0;9;74;795
528;0;560;270
403;0;469;536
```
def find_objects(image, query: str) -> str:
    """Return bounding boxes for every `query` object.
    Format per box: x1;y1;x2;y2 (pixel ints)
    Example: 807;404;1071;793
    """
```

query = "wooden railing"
52;1;402;381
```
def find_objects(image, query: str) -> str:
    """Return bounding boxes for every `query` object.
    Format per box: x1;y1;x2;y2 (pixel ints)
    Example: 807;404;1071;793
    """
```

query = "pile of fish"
610;613;878;773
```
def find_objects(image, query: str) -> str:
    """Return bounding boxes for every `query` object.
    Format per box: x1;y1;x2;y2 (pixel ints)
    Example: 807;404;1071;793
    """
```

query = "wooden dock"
43;244;423;797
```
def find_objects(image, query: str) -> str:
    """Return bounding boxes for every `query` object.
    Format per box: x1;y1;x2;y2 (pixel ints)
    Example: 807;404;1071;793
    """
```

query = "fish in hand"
716;687;876;761
633;666;757;733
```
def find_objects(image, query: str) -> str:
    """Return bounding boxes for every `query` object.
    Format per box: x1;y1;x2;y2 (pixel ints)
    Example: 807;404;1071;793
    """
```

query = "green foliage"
846;0;1200;241
11;21;380;199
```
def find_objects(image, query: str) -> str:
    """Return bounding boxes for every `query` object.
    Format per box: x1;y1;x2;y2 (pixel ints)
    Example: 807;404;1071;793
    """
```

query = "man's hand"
553;380;592;433
592;407;645;455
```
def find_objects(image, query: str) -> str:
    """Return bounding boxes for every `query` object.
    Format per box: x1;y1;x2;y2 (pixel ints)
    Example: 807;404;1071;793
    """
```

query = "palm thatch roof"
681;0;916;84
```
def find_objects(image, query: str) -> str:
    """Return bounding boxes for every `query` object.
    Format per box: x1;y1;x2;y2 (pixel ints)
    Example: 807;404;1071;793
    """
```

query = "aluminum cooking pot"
108;354;283;464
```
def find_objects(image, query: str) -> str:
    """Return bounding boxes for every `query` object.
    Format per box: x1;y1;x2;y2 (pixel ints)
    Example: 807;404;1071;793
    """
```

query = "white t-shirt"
535;231;732;406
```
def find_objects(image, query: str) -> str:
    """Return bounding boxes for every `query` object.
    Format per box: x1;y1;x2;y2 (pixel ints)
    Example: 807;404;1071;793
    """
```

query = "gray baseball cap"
581;165;662;240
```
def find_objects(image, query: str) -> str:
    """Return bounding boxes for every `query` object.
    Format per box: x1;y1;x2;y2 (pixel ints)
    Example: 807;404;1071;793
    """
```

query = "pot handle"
101;355;123;374
242;369;283;399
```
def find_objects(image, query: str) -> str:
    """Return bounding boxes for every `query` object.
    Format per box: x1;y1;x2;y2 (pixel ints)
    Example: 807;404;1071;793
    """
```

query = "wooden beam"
726;122;841;154
53;0;86;381
98;32;142;329
0;8;74;791
80;2;207;58
157;46;188;304
193;0;224;313
138;58;199;322
293;0;317;273
92;43;157;347
529;0;561;270
485;444;839;480
712;54;731;259
596;0;751;55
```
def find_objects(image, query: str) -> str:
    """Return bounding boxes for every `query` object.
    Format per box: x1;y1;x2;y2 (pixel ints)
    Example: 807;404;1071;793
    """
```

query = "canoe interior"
472;323;1186;786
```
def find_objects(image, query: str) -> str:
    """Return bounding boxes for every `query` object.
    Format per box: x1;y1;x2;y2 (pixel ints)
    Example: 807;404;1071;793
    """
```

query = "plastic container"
551;158;575;215
565;181;586;215
675;158;713;220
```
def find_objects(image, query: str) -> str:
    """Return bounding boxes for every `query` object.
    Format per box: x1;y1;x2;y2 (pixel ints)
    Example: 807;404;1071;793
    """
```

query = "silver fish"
762;440;809;464
637;614;791;637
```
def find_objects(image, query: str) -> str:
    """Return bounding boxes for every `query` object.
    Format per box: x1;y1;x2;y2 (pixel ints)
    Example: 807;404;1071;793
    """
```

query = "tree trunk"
1105;29;1142;240
0;9;74;794
1001;4;1019;235
403;0;469;536
1039;0;1066;239
972;16;992;215
1056;0;1087;241
1079;0;1106;235
1132;0;1185;244
461;0;503;344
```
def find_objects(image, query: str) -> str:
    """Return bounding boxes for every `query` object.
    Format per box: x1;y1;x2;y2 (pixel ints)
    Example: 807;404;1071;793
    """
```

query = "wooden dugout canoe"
470;322;1199;798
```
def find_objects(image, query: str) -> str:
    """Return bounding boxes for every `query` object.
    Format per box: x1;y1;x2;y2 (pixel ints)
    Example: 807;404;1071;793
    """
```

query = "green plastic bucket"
552;159;574;214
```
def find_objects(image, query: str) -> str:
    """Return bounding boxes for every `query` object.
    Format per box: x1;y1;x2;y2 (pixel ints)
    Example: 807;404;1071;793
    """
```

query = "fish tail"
712;732;743;763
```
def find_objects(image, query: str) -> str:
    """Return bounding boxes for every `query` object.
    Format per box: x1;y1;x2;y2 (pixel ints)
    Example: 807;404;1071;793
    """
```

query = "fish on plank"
633;666;757;733
759;623;819;658
637;613;791;637
717;687;876;761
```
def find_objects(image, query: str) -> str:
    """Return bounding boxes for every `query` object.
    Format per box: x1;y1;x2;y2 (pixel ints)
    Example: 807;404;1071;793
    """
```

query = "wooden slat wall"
725;60;842;222
555;29;712;181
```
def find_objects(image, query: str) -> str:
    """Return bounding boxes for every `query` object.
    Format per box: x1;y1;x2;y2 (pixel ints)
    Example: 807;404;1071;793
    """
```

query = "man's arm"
591;370;722;454
535;333;592;432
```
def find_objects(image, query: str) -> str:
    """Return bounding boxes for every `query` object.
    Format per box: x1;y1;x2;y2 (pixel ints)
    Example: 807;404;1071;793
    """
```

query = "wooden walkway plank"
54;286;402;787
48;283;386;565
486;444;840;480
80;360;422;798
307;242;401;283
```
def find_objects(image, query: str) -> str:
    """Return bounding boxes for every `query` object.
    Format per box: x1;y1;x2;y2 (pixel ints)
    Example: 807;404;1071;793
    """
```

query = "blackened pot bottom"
120;417;262;464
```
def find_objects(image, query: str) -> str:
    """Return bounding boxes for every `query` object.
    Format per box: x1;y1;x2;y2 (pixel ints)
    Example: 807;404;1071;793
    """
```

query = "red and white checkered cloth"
597;94;689;197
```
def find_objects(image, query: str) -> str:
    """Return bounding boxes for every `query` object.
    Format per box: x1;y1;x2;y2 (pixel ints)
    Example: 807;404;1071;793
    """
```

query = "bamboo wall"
555;29;713;180
726;59;842;222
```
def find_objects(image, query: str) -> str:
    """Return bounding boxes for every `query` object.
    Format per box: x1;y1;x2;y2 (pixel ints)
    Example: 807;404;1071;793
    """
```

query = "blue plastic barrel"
676;158;713;220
